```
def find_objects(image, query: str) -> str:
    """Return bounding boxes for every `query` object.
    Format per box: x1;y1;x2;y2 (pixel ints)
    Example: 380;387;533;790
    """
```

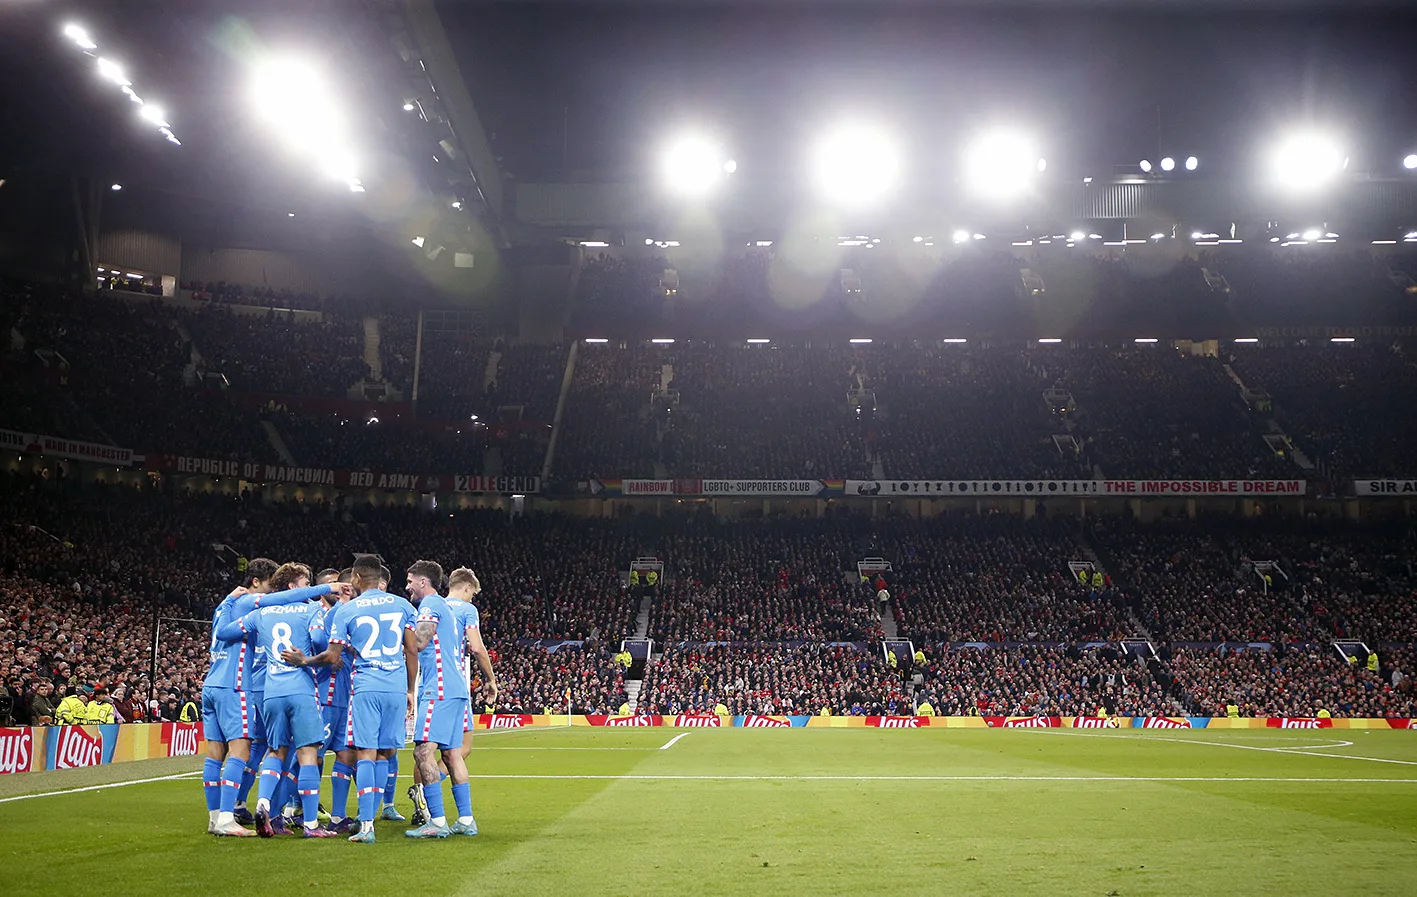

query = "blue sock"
423;781;446;824
257;754;283;809
440;770;448;782
383;754;399;805
451;781;472;820
219;757;246;815
331;761;354;820
240;741;267;806
284;752;301;810
355;759;377;823
374;759;390;809
203;757;222;812
298;763;321;827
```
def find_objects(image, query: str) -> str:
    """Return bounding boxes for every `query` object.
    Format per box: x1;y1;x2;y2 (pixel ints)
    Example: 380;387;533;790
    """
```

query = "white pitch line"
447;774;1417;783
476;747;658;752
0;770;200;804
1036;728;1417;766
660;733;690;751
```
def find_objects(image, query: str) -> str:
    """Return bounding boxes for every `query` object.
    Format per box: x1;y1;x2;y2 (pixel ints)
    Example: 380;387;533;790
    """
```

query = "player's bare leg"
405;741;451;837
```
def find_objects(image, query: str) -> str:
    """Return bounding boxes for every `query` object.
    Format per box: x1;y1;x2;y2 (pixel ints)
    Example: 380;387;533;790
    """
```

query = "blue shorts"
263;694;324;749
248;691;268;744
201;686;254;743
321;704;349;752
350;691;406;750
414;697;469;750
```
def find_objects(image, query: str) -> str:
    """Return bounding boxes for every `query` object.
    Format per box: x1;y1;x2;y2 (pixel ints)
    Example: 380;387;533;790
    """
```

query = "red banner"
478;714;534;730
866;716;928;728
161;722;200;757
1071;717;1118;728
985;716;1062;728
0;727;37;775
52;725;103;769
673;715;723;727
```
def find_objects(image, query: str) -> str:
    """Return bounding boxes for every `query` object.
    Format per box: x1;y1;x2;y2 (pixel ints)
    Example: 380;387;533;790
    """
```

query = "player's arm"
213;609;259;643
286;605;346;668
413;615;438;652
402;627;419;715
466;623;498;706
255;583;339;610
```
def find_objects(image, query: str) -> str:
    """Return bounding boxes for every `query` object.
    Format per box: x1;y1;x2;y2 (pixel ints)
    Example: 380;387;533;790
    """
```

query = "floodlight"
1160;157;1175;172
1069;231;1085;242
661;135;733;197
138;104;168;126
250;57;352;171
952;230;971;245
964;130;1044;199
1271;132;1346;190
95;57;130;87
1405;154;1417;170
810;124;901;205
403;101;416;112
63;24;97;50
110;183;122;191
723;159;737;174
1185;156;1199;171
1139;159;1153;173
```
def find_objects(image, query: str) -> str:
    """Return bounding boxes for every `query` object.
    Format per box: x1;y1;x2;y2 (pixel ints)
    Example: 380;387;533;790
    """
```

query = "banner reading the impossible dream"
846;480;1306;497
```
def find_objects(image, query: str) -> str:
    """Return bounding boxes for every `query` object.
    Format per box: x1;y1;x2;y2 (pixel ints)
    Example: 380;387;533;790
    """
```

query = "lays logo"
1140;717;1192;729
868;717;924;728
673;715;722;727
740;715;790;728
481;714;533;729
54;725;103;769
1269;717;1329;729
1071;717;1117;729
604;715;661;727
985;716;1061;728
0;727;34;775
162;722;200;757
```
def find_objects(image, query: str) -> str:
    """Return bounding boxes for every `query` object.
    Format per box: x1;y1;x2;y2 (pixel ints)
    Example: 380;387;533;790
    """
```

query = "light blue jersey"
203;585;326;691
310;602;352;707
217;603;323;700
328;589;417;695
415;595;470;702
448;599;481;686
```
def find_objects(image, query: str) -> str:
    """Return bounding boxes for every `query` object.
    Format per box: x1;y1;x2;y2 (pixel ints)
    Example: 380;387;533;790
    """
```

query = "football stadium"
3;0;1417;893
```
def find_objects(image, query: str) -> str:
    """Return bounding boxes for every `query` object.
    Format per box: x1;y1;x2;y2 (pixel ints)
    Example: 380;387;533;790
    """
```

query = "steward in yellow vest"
916;701;935;717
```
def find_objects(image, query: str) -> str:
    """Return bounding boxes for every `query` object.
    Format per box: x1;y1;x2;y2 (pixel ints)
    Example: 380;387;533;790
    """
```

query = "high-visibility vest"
913;650;926;665
1091;572;1104;588
886;651;898;669
179;701;199;722
1368;653;1379;672
629;571;640;586
714;703;729;716
1226;704;1240;718
1317;709;1332;719
818;707;831;716
83;702;115;724
55;696;85;725
618;703;631;716
645;570;659;586
916;702;935;717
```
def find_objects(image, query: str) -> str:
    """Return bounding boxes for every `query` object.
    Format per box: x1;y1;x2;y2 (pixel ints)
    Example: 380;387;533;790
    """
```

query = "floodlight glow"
1302;228;1321;241
95;57;130;86
943;338;968;343
1160;157;1175;172
661;135;733;197
723;159;737;174
110;183;122;191
1405;154;1417;170
1139;159;1152;173
912;236;923;243
64;24;97;50
1191;231;1203;239
1234;338;1259;343
584;338;609;343
138;104;168;126
1135;338;1159;343
1330;337;1355;343
849;338;873;344
746;338;771;343
952;230;971;245
403;101;416;112
1271;132;1346;190
250;57;355;182
1186;156;1199;171
651;338;676;344
811;124;901;204
964;130;1044;198
411;236;425;247
1038;338;1062;344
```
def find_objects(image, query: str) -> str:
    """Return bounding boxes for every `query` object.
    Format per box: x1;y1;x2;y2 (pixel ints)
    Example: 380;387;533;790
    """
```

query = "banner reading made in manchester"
845;479;1306;497
0;428;135;466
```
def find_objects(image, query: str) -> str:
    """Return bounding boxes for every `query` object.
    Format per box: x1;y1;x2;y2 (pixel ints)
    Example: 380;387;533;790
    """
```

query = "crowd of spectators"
639;644;910;717
915;645;1185;718
649;519;883;643
881;514;1132;643
1167;645;1417;717
492;644;628;715
554;343;662;479
181;307;368;397
180;281;364;316
1232;342;1417;480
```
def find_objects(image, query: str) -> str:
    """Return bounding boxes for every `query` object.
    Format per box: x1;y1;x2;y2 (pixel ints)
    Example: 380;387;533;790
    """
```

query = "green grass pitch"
3;727;1417;896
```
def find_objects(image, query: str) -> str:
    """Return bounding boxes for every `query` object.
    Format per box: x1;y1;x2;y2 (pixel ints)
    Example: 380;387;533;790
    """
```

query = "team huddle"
199;554;498;842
